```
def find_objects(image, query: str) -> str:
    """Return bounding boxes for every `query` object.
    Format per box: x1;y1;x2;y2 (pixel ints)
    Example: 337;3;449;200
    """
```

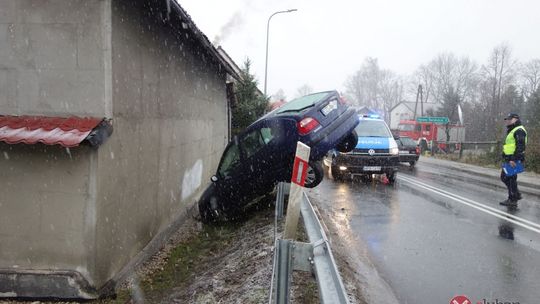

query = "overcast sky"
179;0;540;100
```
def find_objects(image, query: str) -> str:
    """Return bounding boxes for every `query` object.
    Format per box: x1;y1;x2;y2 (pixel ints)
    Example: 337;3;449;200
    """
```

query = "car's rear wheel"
336;130;358;153
304;161;324;188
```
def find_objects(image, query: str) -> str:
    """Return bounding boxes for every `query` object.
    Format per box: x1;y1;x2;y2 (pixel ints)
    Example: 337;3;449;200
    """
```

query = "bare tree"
271;89;286;102
520;59;540;99
345;57;381;108
453;56;479;103
378;71;403;122
430;53;454;103
481;43;517;132
295;84;313;98
427;53;478;104
412;64;434;104
344;73;363;107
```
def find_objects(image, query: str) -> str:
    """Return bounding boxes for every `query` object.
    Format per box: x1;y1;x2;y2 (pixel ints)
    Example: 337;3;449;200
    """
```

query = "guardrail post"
275;239;292;304
284;142;310;239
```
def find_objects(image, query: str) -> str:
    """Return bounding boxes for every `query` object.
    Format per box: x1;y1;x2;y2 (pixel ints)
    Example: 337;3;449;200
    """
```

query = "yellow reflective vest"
503;125;527;155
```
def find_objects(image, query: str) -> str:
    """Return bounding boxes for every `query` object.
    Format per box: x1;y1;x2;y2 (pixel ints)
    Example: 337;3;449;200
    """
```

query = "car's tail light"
298;117;320;135
416;146;420;155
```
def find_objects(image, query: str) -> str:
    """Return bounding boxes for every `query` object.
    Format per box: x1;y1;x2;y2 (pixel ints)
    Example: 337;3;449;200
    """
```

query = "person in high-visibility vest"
499;113;527;207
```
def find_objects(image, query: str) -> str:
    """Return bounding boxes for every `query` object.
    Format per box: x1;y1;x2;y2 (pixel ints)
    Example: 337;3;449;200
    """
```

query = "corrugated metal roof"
0;115;103;147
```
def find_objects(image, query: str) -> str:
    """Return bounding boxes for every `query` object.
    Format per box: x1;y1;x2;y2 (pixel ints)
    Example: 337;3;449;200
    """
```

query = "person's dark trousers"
500;169;519;201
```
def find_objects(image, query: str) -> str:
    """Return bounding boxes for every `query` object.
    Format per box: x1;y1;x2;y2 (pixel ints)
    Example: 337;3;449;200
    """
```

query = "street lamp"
264;9;297;96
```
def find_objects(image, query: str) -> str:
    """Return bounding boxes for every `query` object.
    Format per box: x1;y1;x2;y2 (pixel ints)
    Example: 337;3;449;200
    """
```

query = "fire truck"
396;117;465;153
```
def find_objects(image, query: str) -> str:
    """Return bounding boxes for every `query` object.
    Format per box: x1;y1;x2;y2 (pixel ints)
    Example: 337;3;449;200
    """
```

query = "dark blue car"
198;90;359;222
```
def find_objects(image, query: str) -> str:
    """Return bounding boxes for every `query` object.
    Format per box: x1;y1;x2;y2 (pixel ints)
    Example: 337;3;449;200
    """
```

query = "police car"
323;114;399;183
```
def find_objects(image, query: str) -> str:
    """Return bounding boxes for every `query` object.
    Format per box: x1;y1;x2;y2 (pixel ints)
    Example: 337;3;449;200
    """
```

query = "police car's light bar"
359;114;380;119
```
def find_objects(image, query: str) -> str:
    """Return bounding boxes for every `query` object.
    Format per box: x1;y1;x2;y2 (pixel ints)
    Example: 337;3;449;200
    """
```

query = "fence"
459;141;499;156
269;183;349;304
427;141;499;157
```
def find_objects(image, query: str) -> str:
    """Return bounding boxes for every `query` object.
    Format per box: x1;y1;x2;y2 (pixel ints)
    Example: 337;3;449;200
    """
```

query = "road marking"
400;175;540;229
399;175;540;234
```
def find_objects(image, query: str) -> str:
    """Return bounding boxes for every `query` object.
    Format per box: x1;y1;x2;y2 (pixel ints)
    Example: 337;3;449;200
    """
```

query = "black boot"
499;199;518;207
516;192;523;200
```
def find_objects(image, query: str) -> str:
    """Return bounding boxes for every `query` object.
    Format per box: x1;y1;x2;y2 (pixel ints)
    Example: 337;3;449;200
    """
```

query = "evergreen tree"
523;87;540;172
231;58;268;135
525;87;540;131
436;86;461;143
501;85;525;117
467;103;490;141
436;86;461;123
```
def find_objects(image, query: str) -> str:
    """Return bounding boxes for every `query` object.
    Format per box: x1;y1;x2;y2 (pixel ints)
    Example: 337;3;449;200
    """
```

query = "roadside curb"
418;157;540;192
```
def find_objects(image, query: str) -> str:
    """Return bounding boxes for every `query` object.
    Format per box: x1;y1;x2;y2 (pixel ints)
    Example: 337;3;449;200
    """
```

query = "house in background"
355;106;385;119
389;101;440;129
0;0;239;298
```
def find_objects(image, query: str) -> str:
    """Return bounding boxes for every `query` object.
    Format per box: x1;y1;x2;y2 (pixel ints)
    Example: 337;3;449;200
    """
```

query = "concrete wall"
91;0;229;286
0;0;109;292
0;143;96;281
0;0;111;117
0;0;229;293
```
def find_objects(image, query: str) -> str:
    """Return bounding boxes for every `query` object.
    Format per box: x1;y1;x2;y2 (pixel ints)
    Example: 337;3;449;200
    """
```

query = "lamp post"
264;9;297;96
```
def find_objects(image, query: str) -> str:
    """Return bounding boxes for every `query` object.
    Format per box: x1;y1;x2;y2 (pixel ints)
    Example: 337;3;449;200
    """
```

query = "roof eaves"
390;101;408;112
217;46;242;77
167;1;241;81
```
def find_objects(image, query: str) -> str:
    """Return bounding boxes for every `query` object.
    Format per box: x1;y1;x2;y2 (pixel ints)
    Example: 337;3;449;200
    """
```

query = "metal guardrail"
299;192;350;303
458;141;499;159
420;140;500;159
269;183;349;304
460;141;499;152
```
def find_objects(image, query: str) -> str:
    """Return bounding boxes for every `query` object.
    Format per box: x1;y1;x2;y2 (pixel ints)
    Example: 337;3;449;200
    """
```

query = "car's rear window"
276;92;330;114
355;120;392;137
400;137;417;146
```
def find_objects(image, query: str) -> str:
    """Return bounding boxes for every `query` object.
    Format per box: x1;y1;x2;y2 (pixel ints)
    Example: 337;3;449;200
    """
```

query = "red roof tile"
0;115;103;147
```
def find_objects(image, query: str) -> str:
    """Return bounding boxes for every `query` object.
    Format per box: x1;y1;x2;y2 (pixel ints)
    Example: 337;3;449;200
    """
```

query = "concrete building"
389;101;440;129
0;0;238;298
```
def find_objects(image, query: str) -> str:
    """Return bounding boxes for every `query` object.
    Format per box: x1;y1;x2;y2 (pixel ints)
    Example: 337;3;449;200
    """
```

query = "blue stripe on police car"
356;137;390;149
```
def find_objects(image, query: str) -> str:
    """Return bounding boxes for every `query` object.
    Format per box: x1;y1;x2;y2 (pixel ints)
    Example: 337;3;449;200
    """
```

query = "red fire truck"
396;117;465;153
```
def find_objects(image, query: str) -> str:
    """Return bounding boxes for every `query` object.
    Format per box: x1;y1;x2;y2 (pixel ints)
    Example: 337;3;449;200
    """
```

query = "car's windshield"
218;142;241;178
276;92;330;114
398;124;415;131
399;137;417;146
241;129;266;159
355;120;392;137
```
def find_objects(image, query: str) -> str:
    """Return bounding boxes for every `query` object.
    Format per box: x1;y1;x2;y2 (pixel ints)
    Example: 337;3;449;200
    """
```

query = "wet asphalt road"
309;159;540;304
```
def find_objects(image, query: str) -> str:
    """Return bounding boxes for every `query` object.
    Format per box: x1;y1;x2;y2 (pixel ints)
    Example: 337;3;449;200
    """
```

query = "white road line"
400;175;540;229
398;175;540;234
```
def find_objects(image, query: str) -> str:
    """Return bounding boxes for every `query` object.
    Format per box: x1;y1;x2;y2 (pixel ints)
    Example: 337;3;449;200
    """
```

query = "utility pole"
413;84;423;119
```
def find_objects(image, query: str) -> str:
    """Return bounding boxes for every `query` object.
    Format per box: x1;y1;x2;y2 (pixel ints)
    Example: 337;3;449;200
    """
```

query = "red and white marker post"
283;141;311;240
